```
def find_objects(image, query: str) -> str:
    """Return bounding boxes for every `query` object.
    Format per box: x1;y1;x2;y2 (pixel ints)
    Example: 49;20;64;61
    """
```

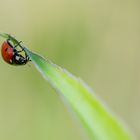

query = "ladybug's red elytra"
1;39;30;65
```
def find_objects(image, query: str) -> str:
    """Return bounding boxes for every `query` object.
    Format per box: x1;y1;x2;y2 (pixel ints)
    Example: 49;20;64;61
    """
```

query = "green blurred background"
0;0;139;139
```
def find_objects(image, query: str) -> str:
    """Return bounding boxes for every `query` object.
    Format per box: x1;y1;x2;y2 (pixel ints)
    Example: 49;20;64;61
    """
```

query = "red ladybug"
1;40;30;65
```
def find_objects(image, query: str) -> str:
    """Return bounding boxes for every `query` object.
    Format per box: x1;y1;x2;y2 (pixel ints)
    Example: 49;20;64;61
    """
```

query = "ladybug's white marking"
15;55;20;61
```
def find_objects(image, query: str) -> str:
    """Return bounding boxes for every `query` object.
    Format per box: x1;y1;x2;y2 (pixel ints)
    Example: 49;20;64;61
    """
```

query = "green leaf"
0;34;135;140
25;49;134;140
0;33;19;45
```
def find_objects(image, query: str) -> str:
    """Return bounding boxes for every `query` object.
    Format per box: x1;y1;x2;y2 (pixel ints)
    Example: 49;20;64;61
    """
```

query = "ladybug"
1;39;30;65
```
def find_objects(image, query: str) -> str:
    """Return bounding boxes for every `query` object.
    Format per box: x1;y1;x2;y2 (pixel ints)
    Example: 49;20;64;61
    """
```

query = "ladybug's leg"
16;47;30;61
14;41;26;53
16;48;24;53
24;50;31;61
25;52;30;61
13;41;22;48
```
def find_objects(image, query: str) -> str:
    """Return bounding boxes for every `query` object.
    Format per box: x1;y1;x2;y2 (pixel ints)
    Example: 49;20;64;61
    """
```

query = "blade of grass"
0;34;135;140
0;33;19;44
25;49;134;140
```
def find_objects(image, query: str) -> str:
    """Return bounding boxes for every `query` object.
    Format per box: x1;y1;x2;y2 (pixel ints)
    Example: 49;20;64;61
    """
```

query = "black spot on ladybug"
5;48;8;52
